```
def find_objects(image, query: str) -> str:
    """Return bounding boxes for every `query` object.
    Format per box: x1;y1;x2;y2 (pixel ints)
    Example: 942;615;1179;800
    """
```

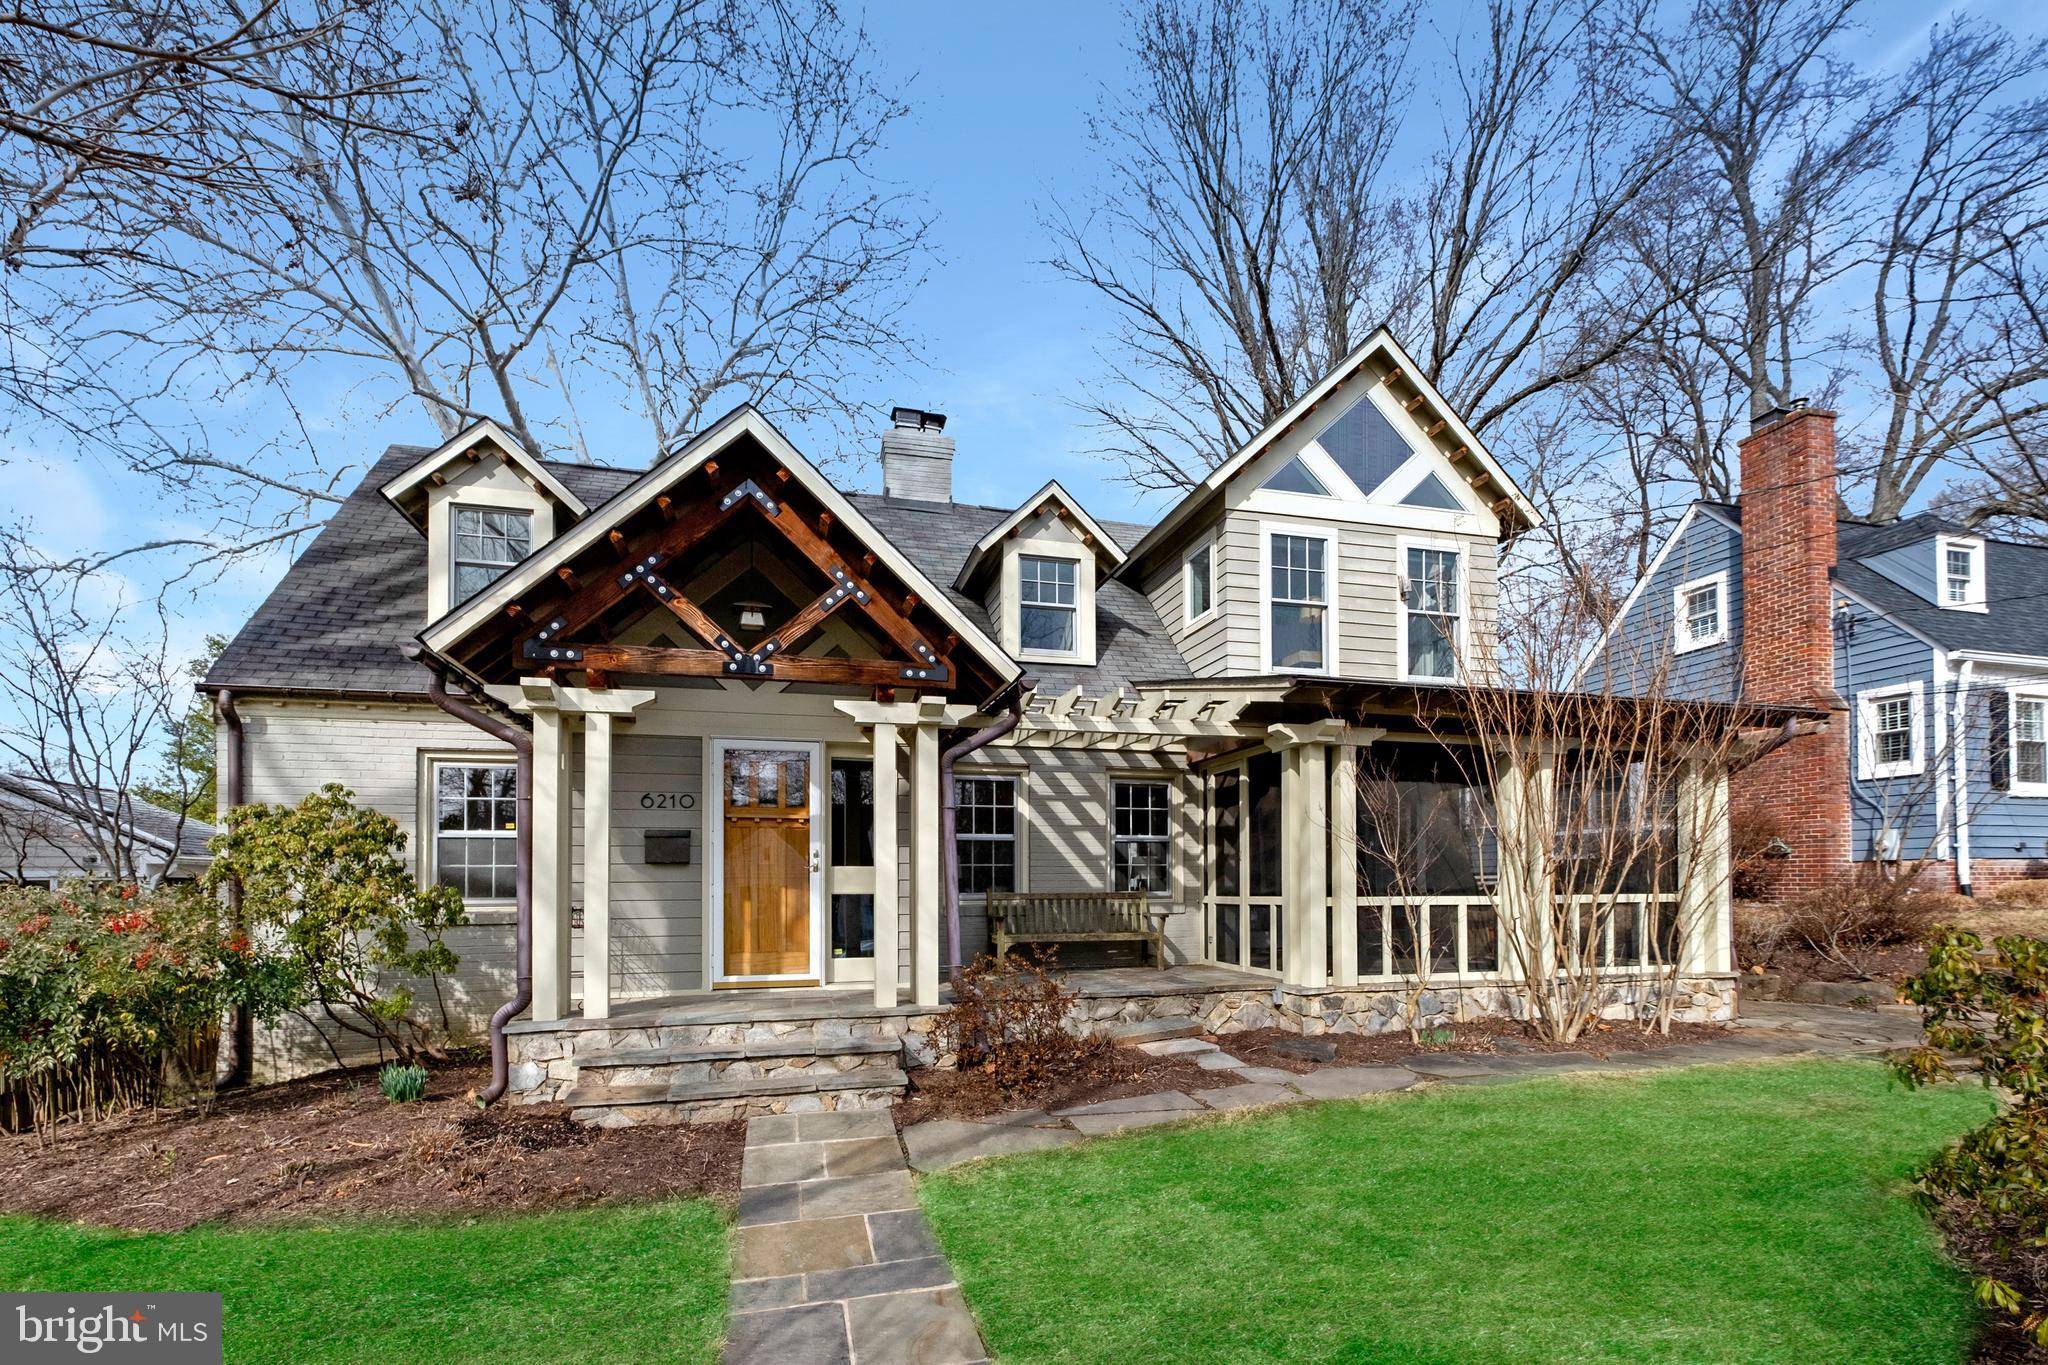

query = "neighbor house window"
433;762;518;900
1267;531;1328;670
1673;571;1728;653
1858;685;1923;779
1112;780;1171;894
2015;697;2048;791
1403;545;1462;680
1185;544;1214;622
1017;555;1078;654
1938;536;1984;610
451;507;531;606
954;776;1017;893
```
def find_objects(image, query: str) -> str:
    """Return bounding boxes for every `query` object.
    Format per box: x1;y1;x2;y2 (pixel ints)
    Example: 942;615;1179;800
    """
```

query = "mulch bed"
0;1053;742;1233
1226;1018;1736;1072
1753;942;1927;992
893;1042;1236;1128
1936;1197;2048;1364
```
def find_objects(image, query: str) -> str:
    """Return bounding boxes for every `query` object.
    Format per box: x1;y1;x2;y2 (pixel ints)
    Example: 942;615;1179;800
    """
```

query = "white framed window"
953;775;1018;893
1184;543;1215;624
431;760;519;900
451;506;531;607
1672;571;1728;654
1264;527;1331;671
1936;535;1986;611
1017;555;1079;656
1111;779;1172;894
2014;694;2048;795
1399;540;1463;681
1856;683;1925;780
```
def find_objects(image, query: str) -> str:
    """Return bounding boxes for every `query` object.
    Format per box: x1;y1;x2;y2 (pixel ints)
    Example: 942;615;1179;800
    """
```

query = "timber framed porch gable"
418;406;1019;702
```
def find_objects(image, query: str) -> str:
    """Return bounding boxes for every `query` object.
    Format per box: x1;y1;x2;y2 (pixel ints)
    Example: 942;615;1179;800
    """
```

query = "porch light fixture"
736;600;771;633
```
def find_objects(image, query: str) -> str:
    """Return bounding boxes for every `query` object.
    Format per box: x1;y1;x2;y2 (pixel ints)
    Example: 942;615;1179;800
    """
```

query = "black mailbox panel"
644;829;692;865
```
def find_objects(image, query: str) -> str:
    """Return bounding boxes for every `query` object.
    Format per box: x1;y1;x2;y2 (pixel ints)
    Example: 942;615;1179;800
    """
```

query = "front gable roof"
419;406;1019;700
378;419;590;533
953;480;1127;593
1117;329;1540;579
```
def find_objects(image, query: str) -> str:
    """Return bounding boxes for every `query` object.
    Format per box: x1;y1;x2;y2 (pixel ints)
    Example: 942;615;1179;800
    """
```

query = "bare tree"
1053;0;1685;491
0;527;191;883
6;0;930;572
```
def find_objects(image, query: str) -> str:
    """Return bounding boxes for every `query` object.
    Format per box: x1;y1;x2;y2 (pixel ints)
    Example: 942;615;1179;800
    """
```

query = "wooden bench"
984;892;1172;968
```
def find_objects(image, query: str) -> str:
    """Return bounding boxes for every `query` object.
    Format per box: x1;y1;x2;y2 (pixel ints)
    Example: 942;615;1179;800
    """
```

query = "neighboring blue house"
1584;424;2048;895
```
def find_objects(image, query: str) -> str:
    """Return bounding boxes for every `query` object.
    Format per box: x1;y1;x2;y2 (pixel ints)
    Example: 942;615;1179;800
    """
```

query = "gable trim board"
379;419;590;529
418;405;1018;693
1115;329;1540;582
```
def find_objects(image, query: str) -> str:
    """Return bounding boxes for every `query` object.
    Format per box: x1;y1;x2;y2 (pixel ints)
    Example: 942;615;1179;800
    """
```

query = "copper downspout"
214;689;252;1088
404;645;533;1105
939;684;1031;990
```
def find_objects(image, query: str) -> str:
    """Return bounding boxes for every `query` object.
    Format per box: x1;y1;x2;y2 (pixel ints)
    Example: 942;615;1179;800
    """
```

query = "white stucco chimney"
880;407;953;503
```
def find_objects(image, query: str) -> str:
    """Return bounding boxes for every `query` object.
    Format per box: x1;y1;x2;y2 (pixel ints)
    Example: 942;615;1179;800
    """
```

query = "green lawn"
0;1201;729;1365
922;1059;1998;1365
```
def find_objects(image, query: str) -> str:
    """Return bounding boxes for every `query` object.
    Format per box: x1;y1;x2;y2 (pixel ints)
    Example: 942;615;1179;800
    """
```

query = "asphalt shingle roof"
206;449;1187;699
0;774;215;860
1703;503;2048;658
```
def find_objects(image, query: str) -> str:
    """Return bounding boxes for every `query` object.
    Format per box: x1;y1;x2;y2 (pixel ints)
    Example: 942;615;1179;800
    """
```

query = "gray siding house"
208;332;1755;1121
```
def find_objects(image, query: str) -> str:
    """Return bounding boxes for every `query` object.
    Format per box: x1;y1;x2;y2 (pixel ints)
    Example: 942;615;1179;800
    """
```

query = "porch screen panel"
1248;752;1282;896
1213;772;1241;897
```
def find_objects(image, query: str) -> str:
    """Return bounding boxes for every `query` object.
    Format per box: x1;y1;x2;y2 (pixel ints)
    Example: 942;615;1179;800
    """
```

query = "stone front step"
564;1066;910;1128
568;1036;905;1091
577;1035;904;1068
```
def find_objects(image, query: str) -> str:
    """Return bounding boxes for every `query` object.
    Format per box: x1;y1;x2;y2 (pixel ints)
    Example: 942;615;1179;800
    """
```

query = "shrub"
0;882;299;1134
1732;903;1794;970
378;1063;428;1103
1991;880;2048;910
205;784;466;1063
1891;928;2048;1346
933;949;1105;1092
1782;867;1943;974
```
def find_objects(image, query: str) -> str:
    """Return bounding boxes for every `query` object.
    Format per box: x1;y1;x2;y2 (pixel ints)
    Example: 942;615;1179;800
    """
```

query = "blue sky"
5;0;2009;670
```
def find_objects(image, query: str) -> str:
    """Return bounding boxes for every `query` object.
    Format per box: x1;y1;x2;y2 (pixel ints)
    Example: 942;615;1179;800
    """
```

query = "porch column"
1492;744;1557;984
530;707;573;1021
1281;742;1330;990
871;722;901;1008
1330;742;1360;988
908;721;942;1007
1677;755;1732;976
581;713;613;1020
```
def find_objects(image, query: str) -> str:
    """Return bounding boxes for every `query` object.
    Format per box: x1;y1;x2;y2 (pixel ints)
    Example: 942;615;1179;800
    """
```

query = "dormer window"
1939;536;1984;610
452;506;532;607
1017;554;1080;655
1184;543;1214;622
1673;571;1729;654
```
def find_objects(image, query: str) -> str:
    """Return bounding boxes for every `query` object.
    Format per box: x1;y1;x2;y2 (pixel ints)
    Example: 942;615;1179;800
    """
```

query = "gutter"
1953;659;1976;895
939;682;1032;989
402;643;533;1105
214;689;253;1088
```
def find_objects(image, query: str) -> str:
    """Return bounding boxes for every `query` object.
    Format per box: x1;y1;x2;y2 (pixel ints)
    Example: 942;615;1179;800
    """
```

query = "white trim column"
530;707;573;1021
871;722;901;1008
1677;755;1732;976
581;713;613;1020
1281;742;1331;989
1492;744;1557;985
908;722;941;1007
1331;742;1360;988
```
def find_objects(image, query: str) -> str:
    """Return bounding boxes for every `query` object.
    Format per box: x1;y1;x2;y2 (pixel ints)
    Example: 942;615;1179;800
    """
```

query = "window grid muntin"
451;507;531;606
2017;698;2048;787
1017;554;1079;654
1404;545;1461;679
1112;779;1171;893
1945;546;1974;604
1873;696;1914;767
1268;532;1328;671
954;776;1017;893
433;761;518;901
1683;583;1720;643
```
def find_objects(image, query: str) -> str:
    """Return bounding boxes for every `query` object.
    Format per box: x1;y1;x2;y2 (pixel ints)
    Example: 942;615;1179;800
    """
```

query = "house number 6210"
638;792;696;810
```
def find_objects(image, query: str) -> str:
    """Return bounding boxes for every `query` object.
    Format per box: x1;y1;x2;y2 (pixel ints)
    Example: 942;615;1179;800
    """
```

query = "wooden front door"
720;745;817;979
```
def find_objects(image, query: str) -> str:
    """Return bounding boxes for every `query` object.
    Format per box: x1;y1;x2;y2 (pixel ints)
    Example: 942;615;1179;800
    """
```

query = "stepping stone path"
726;1110;987;1365
898;1006;1924;1172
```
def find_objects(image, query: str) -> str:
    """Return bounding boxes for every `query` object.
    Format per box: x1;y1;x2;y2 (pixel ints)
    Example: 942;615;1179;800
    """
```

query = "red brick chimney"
1731;402;1851;899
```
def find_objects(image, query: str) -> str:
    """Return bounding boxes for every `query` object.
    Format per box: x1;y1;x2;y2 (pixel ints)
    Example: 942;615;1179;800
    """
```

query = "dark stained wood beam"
575;644;954;690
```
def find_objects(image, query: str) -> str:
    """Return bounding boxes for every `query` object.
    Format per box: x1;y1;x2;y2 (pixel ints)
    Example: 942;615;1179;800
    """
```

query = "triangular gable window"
1260;456;1331;497
1398;471;1464;510
1315;394;1414;497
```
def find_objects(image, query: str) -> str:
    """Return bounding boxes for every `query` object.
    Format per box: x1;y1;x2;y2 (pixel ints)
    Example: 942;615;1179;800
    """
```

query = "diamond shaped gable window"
1315;394;1414;497
1259;456;1331;497
1398;471;1464;510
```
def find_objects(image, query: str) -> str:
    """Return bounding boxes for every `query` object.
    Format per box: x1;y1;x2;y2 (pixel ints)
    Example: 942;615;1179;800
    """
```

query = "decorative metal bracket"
717;479;780;517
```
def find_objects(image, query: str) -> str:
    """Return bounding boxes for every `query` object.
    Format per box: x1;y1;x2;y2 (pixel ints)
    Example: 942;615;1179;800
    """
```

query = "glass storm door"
719;744;819;980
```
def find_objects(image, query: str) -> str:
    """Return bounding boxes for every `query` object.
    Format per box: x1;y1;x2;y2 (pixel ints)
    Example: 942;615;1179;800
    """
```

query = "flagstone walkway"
724;1109;986;1365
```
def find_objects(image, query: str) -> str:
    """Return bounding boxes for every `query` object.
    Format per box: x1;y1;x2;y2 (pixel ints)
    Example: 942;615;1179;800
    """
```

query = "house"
1582;401;2048;899
206;332;1776;1120
0;773;214;887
